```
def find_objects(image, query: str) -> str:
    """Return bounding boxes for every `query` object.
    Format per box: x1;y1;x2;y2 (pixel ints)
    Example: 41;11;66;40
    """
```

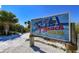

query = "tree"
0;10;18;35
75;23;79;34
24;21;30;28
0;23;4;35
14;24;25;33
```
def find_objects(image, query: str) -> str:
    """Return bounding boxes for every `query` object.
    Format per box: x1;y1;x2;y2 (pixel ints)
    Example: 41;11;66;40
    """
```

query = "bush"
75;24;79;34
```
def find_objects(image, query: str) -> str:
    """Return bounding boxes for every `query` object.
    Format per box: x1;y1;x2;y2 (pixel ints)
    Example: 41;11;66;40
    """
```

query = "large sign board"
31;13;69;42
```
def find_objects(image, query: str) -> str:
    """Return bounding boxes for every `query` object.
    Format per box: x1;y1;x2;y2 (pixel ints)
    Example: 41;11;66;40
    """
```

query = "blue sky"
1;5;79;26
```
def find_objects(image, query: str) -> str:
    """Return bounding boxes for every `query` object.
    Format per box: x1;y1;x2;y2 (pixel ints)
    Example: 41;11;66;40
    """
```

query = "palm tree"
24;21;30;28
0;10;18;35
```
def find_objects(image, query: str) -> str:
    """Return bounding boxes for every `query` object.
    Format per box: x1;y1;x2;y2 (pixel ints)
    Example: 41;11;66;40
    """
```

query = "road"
0;33;66;53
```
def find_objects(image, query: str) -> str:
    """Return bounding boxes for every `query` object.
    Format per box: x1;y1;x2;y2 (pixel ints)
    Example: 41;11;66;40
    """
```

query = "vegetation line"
0;10;30;36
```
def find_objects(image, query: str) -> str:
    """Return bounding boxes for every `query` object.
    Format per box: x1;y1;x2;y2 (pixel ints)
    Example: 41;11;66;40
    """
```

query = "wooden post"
29;34;34;47
70;23;77;45
65;23;77;53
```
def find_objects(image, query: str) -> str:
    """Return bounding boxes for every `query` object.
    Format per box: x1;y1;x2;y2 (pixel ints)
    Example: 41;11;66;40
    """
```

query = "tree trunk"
4;24;9;35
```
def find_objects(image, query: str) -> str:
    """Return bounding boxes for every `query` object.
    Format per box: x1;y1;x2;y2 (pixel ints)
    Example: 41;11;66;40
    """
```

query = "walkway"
0;33;66;53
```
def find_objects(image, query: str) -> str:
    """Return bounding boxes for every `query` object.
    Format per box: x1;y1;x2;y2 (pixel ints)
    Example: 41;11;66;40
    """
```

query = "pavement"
0;33;66;53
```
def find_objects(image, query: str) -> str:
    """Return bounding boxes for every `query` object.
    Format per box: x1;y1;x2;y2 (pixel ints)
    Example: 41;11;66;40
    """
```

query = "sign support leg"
29;34;34;47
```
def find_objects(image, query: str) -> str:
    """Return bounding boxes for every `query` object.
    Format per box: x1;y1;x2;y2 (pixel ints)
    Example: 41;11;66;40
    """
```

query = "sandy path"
0;33;66;53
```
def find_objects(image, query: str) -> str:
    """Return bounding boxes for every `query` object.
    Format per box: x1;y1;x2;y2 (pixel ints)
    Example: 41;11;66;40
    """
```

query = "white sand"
0;33;66;53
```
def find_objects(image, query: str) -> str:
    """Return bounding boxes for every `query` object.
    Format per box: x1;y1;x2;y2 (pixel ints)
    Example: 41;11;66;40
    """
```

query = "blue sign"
31;13;69;42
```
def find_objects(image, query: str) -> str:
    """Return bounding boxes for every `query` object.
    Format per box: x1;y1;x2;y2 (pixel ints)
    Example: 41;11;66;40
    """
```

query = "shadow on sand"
31;45;46;53
0;34;21;41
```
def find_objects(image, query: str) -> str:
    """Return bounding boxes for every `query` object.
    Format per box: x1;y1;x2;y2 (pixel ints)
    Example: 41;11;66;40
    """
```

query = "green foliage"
75;23;79;34
0;10;18;23
23;27;30;32
0;10;30;35
0;10;18;35
24;21;30;28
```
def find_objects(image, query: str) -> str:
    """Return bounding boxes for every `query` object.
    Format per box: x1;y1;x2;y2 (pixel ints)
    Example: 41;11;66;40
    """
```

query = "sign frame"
30;12;70;42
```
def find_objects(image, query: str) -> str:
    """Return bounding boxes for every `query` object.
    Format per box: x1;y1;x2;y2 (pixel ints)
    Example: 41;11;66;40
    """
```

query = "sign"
31;13;69;42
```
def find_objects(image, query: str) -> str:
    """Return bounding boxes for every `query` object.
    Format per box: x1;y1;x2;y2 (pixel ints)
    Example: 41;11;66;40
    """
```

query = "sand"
0;33;66;53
